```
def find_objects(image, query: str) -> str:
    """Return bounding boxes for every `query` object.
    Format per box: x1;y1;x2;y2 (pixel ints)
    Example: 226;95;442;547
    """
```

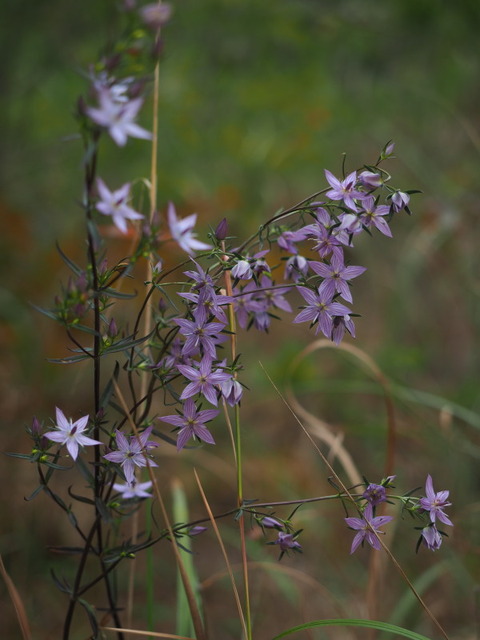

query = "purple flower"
362;483;387;506
231;259;253;280
174;317;226;359
232;281;265;329
358;170;385;189
258;276;292;314
419;475;453;526
261;516;283;530
331;314;356;345
324;169;365;211
220;377;243;406
44;408;101;461
421;524;443;551
179;290;231;325
86;89;153;147
159;398;218;450
338;213;364;236
176;358;231;406
103;426;158;483
252;310;271;332
284;255;309;282
359;196;392;238
293;286;351;339
251;250;271;276
113;479;153;499
167;203;212;256
310;255;366;304
390;191;410;213
155;336;192;373
274;532;302;553
345;504;393;554
303;209;350;260
95;179;143;234
183;262;216;295
277;230;302;254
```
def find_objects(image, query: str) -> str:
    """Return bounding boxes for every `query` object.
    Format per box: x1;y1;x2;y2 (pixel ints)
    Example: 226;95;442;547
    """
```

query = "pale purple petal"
66;439;80;460
194;425;215;444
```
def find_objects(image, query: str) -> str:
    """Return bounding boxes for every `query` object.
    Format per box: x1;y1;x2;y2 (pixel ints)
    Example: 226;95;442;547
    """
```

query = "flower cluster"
343;475;453;554
418;475;453;551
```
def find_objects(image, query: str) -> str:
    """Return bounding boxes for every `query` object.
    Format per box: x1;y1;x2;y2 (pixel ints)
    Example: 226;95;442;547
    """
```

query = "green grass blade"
273;618;434;640
172;479;203;638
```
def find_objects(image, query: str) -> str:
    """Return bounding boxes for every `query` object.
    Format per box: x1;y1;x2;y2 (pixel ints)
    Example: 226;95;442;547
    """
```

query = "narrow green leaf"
48;353;91;364
24;484;45;501
172;479;203;638
68;486;95;506
30;303;58;322
99;286;137;300
56;242;83;276
78;597;99;638
273;619;434;640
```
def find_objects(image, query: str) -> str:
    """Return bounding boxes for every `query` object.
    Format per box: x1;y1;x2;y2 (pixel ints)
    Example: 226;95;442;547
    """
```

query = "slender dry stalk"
193;468;248;638
103;628;195;639
221;240;252;639
127;9;163;625
0;553;32;640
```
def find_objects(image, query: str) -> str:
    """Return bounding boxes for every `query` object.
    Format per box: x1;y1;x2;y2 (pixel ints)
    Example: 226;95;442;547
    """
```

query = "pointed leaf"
78;598;99;637
56;242;83;276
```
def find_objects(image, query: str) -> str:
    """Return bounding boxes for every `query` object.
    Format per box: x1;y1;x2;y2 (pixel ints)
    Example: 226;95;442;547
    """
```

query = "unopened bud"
107;318;118;338
31;416;42;436
215;217;228;241
189;526;207;536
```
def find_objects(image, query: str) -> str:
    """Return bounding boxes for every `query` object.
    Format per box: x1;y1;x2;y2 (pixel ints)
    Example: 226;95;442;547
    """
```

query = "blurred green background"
1;0;480;638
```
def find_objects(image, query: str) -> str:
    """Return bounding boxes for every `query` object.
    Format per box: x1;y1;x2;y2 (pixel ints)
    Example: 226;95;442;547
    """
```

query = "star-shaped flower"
95;179;143;234
310;255;366;304
344;504;393;554
419;475;453;526
168;202;212;256
44;407;101;460
159;398;218;450
113;479;153;499
324;169;365;211
86;89;153;147
104;427;158;483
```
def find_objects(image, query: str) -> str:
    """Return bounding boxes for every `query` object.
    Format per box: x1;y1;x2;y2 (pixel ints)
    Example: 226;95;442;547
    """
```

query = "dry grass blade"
193;468;248;639
287;339;397;479
0;553;32;640
286;342;362;487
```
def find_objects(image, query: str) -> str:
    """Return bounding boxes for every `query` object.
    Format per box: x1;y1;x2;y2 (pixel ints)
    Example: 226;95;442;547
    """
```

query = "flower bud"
107;318;118;338
31;416;42;436
261;516;283;529
214;217;228;241
189;525;207;536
